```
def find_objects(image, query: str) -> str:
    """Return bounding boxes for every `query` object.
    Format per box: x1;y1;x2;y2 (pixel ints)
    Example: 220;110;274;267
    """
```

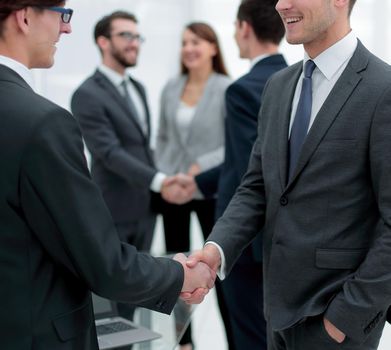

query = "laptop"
92;294;161;349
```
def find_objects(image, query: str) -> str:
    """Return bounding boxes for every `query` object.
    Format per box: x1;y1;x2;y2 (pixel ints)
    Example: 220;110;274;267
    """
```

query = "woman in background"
155;22;232;350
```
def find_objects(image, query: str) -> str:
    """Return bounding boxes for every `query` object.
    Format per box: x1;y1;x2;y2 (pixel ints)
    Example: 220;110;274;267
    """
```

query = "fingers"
161;174;196;205
187;163;201;176
186;249;204;268
180;288;209;304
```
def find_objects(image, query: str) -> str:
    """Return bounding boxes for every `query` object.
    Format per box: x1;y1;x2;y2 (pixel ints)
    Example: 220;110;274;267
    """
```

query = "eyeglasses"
35;6;74;24
110;32;145;43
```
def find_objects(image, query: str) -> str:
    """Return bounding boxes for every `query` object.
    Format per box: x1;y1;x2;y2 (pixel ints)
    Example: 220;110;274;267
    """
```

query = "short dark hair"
94;11;137;43
237;0;285;45
181;22;228;76
0;0;62;35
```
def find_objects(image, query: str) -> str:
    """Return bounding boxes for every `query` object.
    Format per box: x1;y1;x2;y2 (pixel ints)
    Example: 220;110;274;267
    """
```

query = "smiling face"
276;0;347;56
27;6;71;68
181;29;217;72
106;18;140;68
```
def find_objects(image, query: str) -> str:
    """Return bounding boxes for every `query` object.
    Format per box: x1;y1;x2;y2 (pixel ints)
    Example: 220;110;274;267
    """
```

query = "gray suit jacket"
71;70;156;223
208;41;391;343
156;73;231;174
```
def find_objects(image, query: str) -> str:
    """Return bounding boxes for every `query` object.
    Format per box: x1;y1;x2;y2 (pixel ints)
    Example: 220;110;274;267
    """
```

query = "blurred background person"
155;22;232;350
196;0;287;348
71;11;192;326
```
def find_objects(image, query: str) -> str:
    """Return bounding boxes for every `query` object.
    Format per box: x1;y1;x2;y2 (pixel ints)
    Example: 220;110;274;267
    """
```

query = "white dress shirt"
0;55;34;89
210;31;358;279
289;31;358;135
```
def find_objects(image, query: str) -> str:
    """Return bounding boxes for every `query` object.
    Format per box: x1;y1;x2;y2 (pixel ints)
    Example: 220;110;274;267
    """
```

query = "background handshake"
173;244;221;304
161;163;201;205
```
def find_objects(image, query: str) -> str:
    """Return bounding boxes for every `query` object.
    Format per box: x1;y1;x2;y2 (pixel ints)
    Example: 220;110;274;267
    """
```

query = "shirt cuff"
205;241;226;280
150;172;167;192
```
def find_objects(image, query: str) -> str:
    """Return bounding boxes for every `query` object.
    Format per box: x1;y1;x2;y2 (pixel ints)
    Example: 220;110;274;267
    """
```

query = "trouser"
267;314;386;350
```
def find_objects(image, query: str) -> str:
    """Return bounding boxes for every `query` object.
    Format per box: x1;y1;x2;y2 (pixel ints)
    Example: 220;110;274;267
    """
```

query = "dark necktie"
121;79;147;135
288;59;316;180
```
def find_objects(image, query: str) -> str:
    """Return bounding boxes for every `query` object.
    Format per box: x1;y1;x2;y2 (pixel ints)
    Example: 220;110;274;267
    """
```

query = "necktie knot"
304;60;316;79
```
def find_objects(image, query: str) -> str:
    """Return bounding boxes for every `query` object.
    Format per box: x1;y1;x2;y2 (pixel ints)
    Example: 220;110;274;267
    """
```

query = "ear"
239;20;251;39
97;36;110;52
14;8;30;34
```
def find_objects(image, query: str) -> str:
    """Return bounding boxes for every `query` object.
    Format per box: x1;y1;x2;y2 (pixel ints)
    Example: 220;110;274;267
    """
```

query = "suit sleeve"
20;108;183;314
207;134;266;273
325;85;391;342
71;88;156;188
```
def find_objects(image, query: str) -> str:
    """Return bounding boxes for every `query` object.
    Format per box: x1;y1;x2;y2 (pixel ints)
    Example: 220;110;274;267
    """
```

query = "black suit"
196;55;287;349
71;70;157;251
208;42;391;349
0;64;183;349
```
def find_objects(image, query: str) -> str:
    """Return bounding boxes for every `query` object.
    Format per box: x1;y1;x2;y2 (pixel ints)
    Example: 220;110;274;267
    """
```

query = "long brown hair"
181;22;228;76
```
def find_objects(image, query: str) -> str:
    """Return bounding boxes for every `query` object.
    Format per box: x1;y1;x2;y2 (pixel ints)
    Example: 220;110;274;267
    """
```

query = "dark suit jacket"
196;55;287;261
207;41;391;343
71;70;156;223
0;65;183;349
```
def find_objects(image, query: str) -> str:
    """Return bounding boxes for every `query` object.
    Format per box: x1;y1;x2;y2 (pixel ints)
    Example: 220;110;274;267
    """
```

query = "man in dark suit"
71;11;191;253
186;0;391;349
71;11;194;321
195;0;287;348
0;2;214;349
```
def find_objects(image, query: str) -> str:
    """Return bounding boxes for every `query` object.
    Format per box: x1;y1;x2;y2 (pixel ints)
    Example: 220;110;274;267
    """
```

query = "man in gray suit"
185;0;391;349
71;11;193;323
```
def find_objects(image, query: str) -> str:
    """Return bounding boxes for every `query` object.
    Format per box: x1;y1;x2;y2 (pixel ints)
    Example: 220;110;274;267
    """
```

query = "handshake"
161;173;198;205
173;244;221;304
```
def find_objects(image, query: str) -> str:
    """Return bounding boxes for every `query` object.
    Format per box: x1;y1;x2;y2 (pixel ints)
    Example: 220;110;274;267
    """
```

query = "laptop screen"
92;293;116;319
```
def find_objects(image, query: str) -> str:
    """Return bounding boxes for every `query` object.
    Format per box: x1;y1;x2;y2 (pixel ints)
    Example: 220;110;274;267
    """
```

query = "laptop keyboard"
96;321;135;335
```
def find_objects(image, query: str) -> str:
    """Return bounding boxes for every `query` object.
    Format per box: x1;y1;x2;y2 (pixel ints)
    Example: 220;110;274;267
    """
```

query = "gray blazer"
155;73;231;174
208;41;391;343
71;70;156;223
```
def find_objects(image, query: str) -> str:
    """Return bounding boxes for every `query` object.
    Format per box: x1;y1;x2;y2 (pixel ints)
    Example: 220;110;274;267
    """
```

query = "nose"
60;22;72;34
275;0;291;12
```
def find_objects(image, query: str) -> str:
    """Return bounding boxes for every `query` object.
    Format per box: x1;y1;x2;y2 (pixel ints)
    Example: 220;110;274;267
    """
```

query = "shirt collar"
0;55;34;88
98;64;128;88
304;31;358;81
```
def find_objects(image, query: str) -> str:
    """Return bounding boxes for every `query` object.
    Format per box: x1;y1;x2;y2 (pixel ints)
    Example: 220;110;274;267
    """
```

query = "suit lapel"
286;42;369;188
93;70;147;140
129;77;152;140
278;63;302;189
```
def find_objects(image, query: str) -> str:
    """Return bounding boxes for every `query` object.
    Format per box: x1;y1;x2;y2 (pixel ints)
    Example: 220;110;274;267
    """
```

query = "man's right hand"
173;253;216;304
161;173;196;204
178;245;221;304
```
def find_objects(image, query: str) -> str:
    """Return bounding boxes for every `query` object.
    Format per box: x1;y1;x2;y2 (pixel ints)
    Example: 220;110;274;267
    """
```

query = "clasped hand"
161;173;196;205
173;245;221;304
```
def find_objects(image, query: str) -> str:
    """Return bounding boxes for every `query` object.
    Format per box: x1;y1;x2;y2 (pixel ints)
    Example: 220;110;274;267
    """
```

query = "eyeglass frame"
33;6;73;24
108;31;145;44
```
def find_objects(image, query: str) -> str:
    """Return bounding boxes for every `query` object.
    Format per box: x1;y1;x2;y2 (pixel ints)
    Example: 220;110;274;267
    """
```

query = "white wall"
34;0;390;141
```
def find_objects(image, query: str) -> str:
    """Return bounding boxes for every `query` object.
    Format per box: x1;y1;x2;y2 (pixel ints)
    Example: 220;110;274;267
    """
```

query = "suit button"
280;196;288;206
